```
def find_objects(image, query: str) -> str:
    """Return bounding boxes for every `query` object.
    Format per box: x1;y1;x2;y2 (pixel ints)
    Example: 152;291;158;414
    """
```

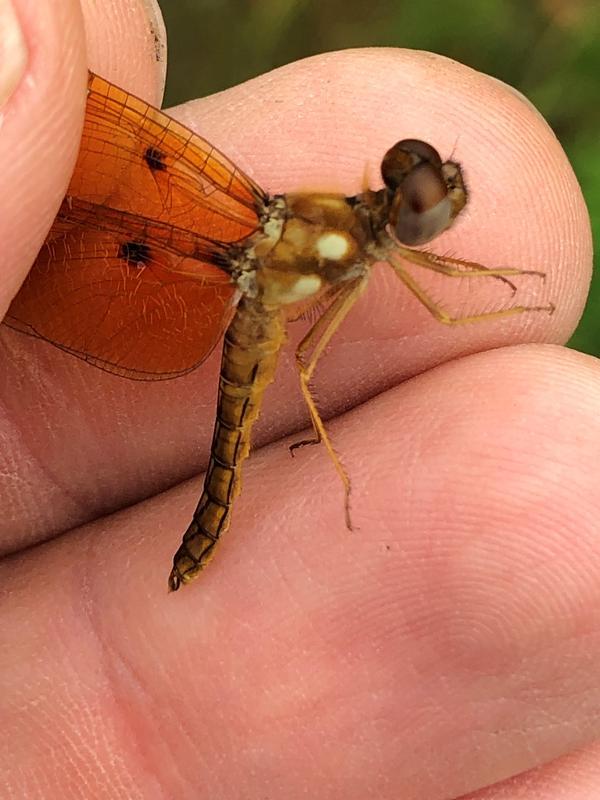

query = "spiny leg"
289;288;349;451
389;255;555;325
395;244;549;294
291;283;367;452
294;277;368;530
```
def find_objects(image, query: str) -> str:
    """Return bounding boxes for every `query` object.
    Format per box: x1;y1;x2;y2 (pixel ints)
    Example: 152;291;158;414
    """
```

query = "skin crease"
0;0;599;798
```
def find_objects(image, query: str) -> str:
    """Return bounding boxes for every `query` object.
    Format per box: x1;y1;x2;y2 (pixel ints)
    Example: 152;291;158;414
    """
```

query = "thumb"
0;0;87;316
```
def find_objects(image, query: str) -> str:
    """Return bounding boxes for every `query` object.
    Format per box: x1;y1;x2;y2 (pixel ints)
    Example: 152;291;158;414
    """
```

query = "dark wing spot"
118;241;152;267
144;146;167;172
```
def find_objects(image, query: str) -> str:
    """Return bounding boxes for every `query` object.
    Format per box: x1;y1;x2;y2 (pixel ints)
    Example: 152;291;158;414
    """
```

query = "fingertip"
173;48;591;345
0;0;87;313
80;0;167;105
0;0;169;316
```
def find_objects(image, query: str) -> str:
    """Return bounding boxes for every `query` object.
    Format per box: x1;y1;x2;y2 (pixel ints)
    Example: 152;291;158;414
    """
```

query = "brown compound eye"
381;138;442;191
381;139;467;246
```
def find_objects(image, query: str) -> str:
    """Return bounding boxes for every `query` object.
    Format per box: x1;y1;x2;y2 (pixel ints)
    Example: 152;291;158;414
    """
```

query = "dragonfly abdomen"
168;296;286;590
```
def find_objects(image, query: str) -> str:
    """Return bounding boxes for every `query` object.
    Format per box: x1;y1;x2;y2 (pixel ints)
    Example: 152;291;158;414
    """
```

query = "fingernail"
0;0;28;108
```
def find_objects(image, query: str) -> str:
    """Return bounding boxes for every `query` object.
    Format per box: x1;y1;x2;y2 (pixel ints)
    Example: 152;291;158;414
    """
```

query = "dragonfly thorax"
247;191;373;307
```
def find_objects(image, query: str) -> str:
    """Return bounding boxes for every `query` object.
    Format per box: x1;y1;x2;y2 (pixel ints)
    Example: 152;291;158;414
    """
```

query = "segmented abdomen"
168;295;286;590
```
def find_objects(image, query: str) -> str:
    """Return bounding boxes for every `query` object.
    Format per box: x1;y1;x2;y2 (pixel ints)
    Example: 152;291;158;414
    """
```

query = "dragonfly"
3;72;554;591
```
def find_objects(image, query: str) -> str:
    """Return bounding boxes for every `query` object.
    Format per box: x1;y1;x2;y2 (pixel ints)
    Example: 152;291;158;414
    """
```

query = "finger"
462;742;600;798
2;344;600;799
0;0;167;317
0;50;591;549
0;0;87;314
80;0;167;104
0;0;166;553
173;48;591;355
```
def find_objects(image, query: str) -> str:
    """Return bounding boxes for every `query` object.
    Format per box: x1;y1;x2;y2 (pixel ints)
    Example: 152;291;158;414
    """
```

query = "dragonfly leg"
289;431;321;455
389;255;555;325
294;277;368;530
394;243;549;295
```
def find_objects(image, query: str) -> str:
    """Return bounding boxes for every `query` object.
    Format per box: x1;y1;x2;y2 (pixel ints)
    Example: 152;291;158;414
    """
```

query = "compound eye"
381;139;443;191
395;138;443;167
391;160;453;246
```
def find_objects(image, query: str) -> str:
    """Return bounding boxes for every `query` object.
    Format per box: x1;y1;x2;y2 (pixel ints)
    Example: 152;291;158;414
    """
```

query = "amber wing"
4;72;267;379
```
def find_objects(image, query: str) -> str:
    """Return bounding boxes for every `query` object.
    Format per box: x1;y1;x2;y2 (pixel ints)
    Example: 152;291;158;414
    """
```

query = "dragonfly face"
3;73;553;591
380;138;467;246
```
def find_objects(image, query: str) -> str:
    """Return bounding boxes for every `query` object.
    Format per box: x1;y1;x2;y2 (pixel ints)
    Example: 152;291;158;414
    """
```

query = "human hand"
1;1;598;798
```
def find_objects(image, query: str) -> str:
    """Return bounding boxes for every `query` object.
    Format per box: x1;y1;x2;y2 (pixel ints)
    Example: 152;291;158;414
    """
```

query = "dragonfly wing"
5;229;236;380
75;73;266;244
3;71;268;379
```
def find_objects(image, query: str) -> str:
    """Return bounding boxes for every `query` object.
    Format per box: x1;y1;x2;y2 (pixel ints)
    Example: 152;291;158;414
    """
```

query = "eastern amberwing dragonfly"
3;73;554;591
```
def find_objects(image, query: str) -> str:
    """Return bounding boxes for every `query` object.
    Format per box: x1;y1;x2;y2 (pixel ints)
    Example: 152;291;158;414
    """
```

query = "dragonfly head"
381;139;467;247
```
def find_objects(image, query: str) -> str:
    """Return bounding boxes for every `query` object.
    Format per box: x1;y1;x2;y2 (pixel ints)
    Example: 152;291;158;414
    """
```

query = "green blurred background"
160;0;598;355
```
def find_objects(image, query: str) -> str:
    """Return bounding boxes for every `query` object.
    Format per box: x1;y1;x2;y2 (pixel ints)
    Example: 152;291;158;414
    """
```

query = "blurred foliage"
160;0;599;355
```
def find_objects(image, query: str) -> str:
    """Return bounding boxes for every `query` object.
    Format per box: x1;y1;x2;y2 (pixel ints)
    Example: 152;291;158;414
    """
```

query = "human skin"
1;1;599;798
